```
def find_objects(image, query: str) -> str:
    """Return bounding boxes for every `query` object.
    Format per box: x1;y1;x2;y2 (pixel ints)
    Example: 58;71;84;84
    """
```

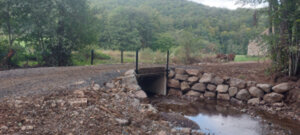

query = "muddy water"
150;97;300;135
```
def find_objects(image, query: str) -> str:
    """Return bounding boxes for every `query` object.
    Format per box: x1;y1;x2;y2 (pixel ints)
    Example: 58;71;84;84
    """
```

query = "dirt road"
0;64;135;99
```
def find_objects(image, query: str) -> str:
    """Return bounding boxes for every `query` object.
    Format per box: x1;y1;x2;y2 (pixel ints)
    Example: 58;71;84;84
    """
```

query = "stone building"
247;29;269;56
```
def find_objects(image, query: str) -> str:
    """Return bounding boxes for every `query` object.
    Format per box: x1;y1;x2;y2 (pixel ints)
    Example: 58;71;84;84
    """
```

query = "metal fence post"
91;50;94;65
135;49;139;74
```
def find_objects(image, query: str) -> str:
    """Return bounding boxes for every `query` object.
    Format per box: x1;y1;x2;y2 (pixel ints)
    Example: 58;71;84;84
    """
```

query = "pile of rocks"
168;68;293;106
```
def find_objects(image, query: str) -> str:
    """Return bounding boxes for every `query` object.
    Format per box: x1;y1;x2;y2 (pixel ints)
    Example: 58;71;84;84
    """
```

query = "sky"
188;0;267;10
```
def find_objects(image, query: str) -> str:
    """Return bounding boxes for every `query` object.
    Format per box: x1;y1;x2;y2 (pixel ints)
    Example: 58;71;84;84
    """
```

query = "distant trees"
100;7;157;63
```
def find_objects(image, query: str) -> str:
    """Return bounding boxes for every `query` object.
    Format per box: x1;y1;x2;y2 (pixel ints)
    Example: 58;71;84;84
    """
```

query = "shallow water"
150;97;300;135
186;113;263;135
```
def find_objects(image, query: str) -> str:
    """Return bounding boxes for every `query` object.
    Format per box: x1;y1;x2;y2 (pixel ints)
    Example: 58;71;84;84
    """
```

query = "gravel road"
0;64;136;99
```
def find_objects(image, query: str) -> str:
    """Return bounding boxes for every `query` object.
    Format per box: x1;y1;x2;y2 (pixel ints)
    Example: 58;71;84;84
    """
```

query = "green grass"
234;55;268;62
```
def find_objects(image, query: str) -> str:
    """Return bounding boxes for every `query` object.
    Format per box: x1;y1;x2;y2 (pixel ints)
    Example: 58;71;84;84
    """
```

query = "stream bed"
149;97;300;135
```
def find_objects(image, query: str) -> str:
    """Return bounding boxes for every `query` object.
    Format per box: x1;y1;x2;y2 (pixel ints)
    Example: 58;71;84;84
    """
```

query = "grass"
234;55;268;62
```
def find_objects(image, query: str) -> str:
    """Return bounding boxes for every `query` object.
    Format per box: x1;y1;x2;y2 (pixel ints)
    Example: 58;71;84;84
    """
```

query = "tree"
239;0;300;76
102;7;157;63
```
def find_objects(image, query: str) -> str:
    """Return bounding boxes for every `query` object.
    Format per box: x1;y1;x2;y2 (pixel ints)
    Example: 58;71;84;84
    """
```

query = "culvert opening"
136;67;167;96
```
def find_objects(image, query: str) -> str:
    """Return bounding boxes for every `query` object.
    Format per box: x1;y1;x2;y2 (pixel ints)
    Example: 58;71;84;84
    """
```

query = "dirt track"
0;64;136;99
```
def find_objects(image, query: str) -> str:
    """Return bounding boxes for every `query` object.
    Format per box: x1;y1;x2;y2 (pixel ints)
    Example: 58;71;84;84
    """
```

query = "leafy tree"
239;0;300;76
102;7;157;63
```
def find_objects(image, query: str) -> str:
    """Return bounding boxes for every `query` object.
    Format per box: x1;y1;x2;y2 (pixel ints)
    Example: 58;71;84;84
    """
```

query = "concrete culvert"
136;67;167;96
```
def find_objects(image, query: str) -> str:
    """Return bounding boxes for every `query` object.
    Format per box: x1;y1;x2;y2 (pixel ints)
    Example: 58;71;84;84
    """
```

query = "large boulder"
191;83;206;92
248;98;261;105
187;77;199;83
175;74;189;81
263;93;284;103
236;89;251;101
199;73;214;83
247;81;257;87
204;91;216;98
168;89;183;96
249;87;264;98
216;85;229;93
217;93;230;101
207;84;217;91
122;75;138;85
230;78;246;89
257;84;272;93
185;90;201;97
168;70;175;78
168;79;180;88
175;68;186;74
135;90;147;99
272;83;292;93
212;76;224;85
186;69;200;76
181;82;190;91
228;87;238;97
124;69;136;76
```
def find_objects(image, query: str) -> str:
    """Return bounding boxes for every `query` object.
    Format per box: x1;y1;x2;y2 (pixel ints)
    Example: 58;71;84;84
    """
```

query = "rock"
105;82;115;89
257;84;272;93
175;68;186;74
21;125;34;131
212;76;224;85
68;98;88;106
134;90;147;99
248;98;261;105
272;102;284;107
124;69;135;76
1;125;8;131
127;84;141;91
168;89;183;96
140;104;158;113
263;93;284;103
247;81;257;87
199;73;214;83
157;131;167;135
204;91;216;98
217;93;230;101
236;89;251;101
228;87;238;97
73;90;85;98
249;87;265;98
230;98;243;105
186;69;200;76
92;84;100;91
181;82;190;91
216;85;229;93
175;74;189;81
186;90;201;96
230;78;246;89
168;79;180;88
122;75;138;85
115;118;130;126
272;83;291;93
191;83;206;92
188;76;199;83
180;128;191;134
207;84;217;91
168;70;175;78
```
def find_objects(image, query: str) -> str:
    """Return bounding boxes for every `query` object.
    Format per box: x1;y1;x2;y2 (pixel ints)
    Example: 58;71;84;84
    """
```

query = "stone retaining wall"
167;68;293;106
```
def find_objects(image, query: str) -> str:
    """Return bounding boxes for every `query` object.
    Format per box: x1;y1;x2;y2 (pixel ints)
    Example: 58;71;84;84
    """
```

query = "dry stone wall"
167;68;293;106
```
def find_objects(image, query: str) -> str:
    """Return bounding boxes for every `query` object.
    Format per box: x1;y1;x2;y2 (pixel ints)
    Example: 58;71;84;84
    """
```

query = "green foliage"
92;0;267;55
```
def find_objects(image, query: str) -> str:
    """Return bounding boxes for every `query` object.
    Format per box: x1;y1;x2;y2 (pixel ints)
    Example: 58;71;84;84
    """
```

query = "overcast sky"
188;0;267;10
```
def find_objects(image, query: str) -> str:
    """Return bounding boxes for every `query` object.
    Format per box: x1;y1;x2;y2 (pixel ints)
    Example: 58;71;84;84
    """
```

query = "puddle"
150;97;300;135
186;113;263;135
